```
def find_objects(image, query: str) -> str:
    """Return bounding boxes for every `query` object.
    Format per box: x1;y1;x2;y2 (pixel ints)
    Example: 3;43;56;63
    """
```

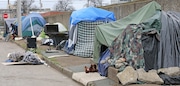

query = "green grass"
49;58;60;65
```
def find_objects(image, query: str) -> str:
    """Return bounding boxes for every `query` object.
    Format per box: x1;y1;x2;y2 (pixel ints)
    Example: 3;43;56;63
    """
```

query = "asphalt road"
0;40;82;86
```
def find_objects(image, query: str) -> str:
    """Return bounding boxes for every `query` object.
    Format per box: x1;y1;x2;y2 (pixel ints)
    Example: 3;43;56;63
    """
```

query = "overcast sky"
0;0;111;10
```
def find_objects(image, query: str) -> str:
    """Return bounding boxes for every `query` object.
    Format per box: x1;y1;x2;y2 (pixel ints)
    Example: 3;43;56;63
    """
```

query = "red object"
3;13;8;19
84;64;98;73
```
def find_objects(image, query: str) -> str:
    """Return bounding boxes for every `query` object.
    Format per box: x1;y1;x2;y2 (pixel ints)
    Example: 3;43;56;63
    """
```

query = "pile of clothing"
6;51;43;65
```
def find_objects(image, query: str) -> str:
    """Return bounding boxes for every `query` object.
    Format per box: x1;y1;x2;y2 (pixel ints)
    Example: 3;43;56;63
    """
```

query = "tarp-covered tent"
98;10;161;76
22;13;46;37
109;11;180;84
93;1;161;63
110;11;161;71
65;7;115;57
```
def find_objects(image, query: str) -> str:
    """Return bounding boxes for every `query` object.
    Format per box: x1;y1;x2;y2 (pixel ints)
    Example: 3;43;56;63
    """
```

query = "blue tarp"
22;13;46;37
98;49;110;76
70;7;116;25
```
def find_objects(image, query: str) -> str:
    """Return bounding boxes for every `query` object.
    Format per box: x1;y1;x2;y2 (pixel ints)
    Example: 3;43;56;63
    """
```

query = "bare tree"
30;4;39;11
14;0;35;15
54;0;75;11
84;0;103;7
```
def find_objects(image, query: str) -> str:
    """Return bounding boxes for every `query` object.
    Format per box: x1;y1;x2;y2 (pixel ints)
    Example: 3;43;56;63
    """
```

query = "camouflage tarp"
110;24;145;71
109;11;161;71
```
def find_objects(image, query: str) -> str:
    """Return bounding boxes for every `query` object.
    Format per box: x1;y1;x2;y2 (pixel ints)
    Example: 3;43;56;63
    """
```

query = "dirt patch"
14;39;56;52
52;55;92;67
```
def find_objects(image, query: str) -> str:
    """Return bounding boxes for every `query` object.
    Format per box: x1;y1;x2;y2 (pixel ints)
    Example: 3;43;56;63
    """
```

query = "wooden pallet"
48;54;69;58
2;62;31;66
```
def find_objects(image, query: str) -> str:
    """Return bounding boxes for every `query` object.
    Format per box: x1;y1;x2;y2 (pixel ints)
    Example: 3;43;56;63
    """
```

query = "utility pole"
8;0;10;18
17;0;22;36
87;0;90;7
40;0;43;12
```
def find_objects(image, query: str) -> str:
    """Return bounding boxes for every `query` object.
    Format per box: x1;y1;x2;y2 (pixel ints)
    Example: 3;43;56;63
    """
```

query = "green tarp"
93;1;161;63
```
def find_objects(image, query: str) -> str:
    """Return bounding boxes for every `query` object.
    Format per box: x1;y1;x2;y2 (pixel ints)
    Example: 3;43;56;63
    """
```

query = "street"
0;40;82;86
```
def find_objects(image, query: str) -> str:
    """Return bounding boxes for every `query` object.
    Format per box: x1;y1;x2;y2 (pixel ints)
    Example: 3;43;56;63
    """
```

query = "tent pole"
30;17;35;37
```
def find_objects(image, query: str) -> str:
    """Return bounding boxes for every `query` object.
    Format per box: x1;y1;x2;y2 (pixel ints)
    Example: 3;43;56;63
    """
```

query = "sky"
0;0;111;10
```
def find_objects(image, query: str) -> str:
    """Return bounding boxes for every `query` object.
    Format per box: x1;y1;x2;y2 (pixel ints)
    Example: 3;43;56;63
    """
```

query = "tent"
109;11;180;84
4;18;17;37
65;7;116;57
53;22;67;32
93;1;161;63
4;18;16;28
22;13;46;37
110;11;161;71
97;0;180;73
3;16;27;38
13;16;26;26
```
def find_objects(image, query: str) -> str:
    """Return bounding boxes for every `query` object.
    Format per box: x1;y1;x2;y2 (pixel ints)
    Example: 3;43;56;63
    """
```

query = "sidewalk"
41;51;118;86
13;39;119;86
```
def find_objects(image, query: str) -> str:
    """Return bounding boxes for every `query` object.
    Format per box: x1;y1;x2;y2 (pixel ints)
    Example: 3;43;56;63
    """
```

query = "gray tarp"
142;30;159;71
158;11;180;68
141;11;161;71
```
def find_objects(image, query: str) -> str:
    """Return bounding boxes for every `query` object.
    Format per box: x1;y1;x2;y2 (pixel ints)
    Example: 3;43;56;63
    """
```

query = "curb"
42;55;73;78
